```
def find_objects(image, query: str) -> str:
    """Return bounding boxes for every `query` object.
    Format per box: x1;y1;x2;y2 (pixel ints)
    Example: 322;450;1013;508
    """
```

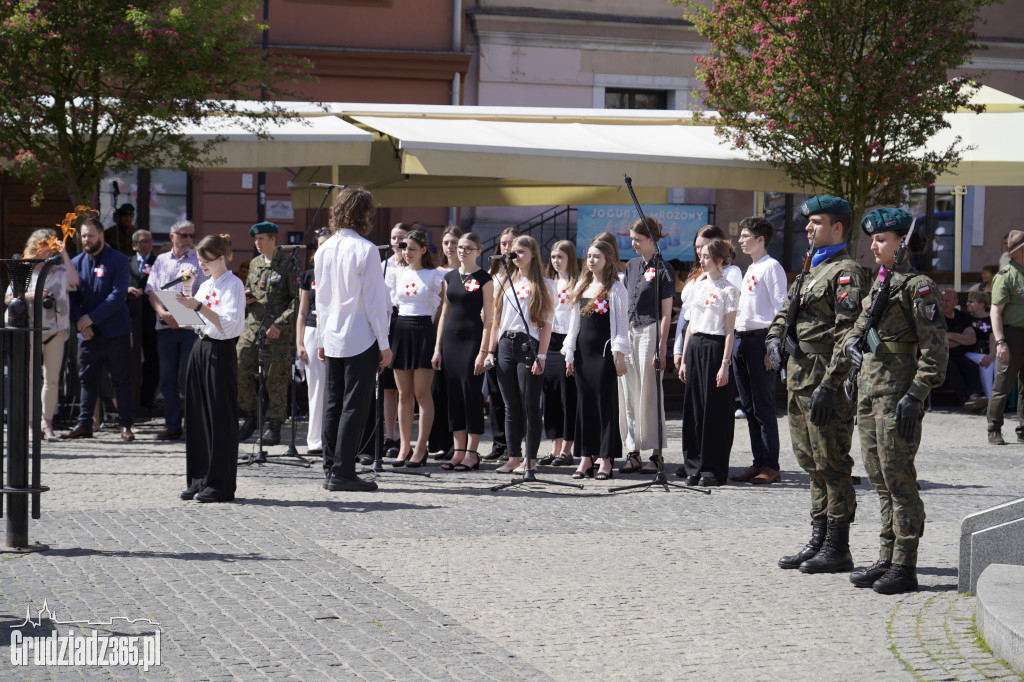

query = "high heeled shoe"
441;449;467;471
391;452;410;468
405;451;429;468
452;450;481;471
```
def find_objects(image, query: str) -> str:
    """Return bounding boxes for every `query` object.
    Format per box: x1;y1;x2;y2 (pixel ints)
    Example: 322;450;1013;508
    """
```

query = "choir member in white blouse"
677;238;740;487
389;229;445;467
175;234;245;503
540;240;579;467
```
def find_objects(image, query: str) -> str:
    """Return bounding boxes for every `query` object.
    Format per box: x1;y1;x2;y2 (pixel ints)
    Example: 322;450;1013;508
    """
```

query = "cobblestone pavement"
0;408;1021;680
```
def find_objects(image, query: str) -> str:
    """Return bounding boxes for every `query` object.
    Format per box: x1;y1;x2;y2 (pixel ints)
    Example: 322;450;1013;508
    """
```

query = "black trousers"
943;352;983;403
427;361;453;452
323;343;379;478
733;331;780;470
681;332;735;482
496;334;543;460
487;365;507;450
77;330;133;429
185;336;239;497
542;332;578;441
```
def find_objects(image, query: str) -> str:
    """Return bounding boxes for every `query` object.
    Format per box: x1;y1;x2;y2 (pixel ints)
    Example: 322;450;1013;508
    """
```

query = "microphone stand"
610;174;708;496
490;255;582;493
360;245;430;478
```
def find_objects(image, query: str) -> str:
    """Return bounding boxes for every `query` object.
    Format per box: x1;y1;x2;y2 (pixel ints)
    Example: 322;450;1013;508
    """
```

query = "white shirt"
686;276;740;336
673;265;741;354
316;229;391;358
393;267;444;319
192;272;245;340
562;279;630;359
496;276;556;340
551;276;575;335
736;254;787;331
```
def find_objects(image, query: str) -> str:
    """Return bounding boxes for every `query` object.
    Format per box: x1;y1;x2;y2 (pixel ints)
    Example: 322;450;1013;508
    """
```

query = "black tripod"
610;174;708;496
490;254;582;493
359;245;430;478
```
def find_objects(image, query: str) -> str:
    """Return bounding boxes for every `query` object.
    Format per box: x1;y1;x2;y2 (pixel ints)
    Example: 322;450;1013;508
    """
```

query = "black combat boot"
799;521;854;574
872;564;918;594
850;559;892;588
778;518;827;569
238;411;257;441
262;419;282;446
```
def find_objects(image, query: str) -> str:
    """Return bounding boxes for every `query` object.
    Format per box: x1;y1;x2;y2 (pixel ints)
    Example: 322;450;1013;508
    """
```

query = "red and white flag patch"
839;275;851;285
918;285;931;296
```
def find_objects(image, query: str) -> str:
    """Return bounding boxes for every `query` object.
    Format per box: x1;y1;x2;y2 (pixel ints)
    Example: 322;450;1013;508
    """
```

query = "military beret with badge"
861;207;913;236
800;195;851;217
249;220;279;237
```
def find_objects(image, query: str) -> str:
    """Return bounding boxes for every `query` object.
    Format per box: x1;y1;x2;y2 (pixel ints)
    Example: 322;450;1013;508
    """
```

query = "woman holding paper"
175;234;245;503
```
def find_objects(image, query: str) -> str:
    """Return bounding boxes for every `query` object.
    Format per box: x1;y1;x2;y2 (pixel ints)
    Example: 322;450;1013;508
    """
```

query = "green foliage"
0;0;313;206
677;0;993;242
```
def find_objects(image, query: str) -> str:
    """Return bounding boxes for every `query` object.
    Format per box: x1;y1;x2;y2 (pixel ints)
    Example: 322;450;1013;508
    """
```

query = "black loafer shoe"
306;448;323;455
325;475;378;492
178;489;197;500
195;491;234;503
357;454;374;465
699;476;724;487
684;474;700;486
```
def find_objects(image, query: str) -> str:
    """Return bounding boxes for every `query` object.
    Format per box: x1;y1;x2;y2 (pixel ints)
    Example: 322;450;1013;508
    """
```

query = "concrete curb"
976;563;1024;674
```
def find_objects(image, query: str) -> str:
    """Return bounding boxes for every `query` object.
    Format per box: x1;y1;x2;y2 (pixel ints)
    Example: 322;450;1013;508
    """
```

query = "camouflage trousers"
787;389;856;523
237;339;292;423
858;393;925;567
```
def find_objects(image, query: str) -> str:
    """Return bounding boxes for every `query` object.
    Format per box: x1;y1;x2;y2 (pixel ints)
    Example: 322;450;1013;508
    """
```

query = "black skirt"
391;315;436;370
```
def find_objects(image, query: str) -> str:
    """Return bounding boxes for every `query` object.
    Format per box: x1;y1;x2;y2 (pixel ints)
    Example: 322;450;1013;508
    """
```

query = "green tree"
0;0;312;206
678;0;991;242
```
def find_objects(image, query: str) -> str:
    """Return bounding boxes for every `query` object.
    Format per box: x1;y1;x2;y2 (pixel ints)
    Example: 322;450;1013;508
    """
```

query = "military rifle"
779;228;818;373
843;216;919;402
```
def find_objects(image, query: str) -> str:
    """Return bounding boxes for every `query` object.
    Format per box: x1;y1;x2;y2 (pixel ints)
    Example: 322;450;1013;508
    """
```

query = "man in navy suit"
63;218;135;441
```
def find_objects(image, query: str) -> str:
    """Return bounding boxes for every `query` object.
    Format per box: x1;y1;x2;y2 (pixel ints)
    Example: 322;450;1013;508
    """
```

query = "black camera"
41;292;56;310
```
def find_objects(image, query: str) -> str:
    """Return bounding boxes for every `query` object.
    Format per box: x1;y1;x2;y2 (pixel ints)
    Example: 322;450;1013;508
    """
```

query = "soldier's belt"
798;340;833;356
878;341;918;355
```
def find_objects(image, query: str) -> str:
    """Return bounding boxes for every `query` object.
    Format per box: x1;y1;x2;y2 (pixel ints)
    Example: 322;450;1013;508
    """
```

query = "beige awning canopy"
179;100;1024;207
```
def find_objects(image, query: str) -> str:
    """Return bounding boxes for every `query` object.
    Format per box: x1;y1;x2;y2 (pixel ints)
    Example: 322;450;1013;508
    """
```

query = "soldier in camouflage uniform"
844;208;947;594
766;195;868;574
237;221;297;445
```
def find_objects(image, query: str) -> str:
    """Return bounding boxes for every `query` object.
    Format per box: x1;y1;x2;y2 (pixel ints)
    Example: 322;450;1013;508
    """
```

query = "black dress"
574;298;622;461
442;268;492;434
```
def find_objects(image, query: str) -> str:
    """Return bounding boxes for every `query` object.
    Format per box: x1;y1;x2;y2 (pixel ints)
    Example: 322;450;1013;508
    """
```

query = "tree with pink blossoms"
677;0;992;244
0;0;312;206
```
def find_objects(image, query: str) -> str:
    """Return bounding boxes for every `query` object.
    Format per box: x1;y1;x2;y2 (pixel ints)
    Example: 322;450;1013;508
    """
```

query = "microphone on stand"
377;245;394;251
274;244;306;252
309;182;347;189
490;253;508;261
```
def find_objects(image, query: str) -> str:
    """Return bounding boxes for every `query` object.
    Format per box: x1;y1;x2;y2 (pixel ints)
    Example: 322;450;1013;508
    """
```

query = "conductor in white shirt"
315;187;392;492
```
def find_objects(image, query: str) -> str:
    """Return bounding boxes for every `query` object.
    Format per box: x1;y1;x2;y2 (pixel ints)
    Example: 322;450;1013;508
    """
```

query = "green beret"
800;195;851;217
249;221;279;237
861;208;914;236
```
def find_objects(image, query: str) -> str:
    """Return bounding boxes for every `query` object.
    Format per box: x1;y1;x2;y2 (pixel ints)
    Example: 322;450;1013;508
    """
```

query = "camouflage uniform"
237;250;297;423
767;248;868;522
852;271;947;566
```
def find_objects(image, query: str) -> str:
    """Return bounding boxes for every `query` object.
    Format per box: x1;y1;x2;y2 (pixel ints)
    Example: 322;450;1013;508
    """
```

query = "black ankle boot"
799;521;854;574
872;564;918;594
850;559;892;588
262;419;282;446
778;518;827;569
238;411;257;441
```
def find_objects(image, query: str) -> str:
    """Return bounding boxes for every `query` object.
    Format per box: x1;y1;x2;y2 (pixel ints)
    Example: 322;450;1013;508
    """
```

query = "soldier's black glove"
894;394;923;441
844;339;863;371
766;336;783;371
809;385;836;427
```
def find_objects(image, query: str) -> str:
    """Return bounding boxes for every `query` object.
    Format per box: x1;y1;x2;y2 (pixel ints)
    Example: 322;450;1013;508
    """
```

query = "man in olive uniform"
987;229;1024;445
844;208;947;594
238;221;297;445
766;195;869;574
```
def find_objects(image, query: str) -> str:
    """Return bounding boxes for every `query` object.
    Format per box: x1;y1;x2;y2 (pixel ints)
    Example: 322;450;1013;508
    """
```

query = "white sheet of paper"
151;290;205;326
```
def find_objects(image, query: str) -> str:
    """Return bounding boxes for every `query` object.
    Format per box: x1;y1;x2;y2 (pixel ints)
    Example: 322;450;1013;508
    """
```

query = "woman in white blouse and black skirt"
390;229;445;467
564;238;630;480
677;238;740;487
176;234;245;503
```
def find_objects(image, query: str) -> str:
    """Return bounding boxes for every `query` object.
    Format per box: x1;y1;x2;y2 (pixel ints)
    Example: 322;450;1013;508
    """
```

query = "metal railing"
481;206;577;257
